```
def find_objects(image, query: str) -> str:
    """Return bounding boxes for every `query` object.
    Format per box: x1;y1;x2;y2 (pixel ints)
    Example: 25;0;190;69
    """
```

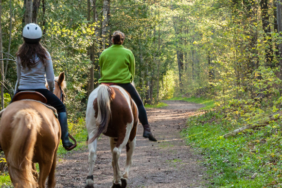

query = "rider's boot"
58;112;76;151
143;124;157;142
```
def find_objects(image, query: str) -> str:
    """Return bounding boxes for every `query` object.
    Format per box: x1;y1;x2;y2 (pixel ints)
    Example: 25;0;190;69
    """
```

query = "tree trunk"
107;0;111;47
208;52;214;92
150;77;154;103
42;0;46;34
25;0;33;24
274;0;279;58
173;16;184;92
87;0;93;96
277;0;282;93
260;0;274;67
0;0;4;109
139;37;145;100
5;0;13;78
94;0;100;88
177;51;184;91
191;42;195;80
146;64;151;104
32;0;41;23
102;0;110;49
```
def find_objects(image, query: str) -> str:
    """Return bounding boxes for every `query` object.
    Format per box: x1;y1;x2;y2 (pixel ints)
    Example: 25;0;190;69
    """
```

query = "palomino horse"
85;84;138;188
0;72;66;188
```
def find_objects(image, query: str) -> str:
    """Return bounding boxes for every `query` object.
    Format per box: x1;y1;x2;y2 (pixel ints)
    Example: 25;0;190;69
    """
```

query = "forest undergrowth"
183;96;282;188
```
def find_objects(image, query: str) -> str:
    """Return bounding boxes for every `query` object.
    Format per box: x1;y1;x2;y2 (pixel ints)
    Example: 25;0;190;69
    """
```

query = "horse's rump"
88;85;135;143
0;101;60;187
103;87;134;137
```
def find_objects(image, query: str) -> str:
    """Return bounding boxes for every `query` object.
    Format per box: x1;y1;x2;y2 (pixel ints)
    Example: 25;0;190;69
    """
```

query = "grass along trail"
55;100;206;187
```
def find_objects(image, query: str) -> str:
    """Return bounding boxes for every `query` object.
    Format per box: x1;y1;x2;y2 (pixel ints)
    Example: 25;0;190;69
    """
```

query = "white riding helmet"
22;23;42;44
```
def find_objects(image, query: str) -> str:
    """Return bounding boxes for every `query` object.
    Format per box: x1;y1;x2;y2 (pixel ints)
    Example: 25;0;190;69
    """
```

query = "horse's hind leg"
85;133;97;188
38;161;52;188
123;137;136;180
47;152;57;188
110;137;122;186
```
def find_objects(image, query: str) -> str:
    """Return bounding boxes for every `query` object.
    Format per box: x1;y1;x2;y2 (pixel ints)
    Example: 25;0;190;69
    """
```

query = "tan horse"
0;72;66;188
85;84;138;188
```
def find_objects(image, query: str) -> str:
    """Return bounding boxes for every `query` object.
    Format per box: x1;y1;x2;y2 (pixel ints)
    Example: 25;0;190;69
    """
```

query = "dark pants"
15;89;66;113
117;83;149;126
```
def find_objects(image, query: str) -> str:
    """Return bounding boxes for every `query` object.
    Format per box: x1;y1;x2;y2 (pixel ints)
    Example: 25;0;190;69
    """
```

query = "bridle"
55;81;65;103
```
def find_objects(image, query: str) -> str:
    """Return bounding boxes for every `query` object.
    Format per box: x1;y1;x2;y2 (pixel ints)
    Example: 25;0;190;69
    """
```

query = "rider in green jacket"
98;31;157;142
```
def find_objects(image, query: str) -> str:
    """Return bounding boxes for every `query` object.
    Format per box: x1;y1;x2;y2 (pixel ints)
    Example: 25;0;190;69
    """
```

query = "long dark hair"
112;31;125;45
16;42;48;69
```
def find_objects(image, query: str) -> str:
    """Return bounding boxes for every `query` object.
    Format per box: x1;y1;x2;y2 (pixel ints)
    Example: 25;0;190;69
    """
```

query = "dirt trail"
55;100;206;188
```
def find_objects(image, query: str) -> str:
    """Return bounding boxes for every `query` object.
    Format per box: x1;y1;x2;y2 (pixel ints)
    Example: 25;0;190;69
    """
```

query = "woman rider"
99;30;157;142
14;23;76;151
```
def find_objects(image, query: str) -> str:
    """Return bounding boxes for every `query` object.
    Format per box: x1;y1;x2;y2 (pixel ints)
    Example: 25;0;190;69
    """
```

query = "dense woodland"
2;0;282;186
0;0;282;121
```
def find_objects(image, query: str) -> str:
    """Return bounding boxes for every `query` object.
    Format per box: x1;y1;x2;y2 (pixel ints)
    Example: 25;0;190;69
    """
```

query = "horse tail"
8;109;41;188
88;85;114;144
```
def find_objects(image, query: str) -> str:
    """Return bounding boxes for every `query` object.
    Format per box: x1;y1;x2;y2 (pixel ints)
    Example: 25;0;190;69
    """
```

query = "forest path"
55;100;206;188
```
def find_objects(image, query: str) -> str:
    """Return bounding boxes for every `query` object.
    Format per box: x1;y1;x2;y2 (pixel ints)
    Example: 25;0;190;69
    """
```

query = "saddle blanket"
0;99;58;118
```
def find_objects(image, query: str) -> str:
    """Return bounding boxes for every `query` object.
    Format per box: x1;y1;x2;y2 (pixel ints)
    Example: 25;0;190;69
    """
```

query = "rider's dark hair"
16;42;48;69
112;31;125;45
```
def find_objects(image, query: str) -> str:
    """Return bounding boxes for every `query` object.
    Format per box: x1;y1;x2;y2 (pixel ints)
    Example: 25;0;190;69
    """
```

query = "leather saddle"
13;91;47;103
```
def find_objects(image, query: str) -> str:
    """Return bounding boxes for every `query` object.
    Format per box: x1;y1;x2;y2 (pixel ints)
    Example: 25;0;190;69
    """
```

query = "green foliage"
144;102;168;108
57;117;88;156
0;173;12;187
4;93;11;107
0;157;11;186
184;110;282;187
159;70;175;100
169;97;215;110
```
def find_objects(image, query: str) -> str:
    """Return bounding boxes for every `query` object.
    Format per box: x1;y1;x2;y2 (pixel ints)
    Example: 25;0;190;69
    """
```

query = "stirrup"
64;134;77;151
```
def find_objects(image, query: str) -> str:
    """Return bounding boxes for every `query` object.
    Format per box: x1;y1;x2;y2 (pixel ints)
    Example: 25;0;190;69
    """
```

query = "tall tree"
102;0;110;49
32;0;41;23
42;0;46;34
277;0;282;93
173;17;184;92
260;0;274;67
5;0;13;78
25;0;33;24
0;0;3;109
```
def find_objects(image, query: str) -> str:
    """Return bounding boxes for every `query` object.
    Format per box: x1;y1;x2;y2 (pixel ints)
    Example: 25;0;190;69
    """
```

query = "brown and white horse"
0;72;66;188
85;84;138;188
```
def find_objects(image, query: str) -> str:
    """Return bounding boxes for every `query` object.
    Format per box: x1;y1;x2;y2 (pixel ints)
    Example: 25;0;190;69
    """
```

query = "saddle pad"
0;99;58;118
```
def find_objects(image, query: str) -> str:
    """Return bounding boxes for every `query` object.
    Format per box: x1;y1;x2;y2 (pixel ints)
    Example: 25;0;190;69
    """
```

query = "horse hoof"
121;178;127;188
85;175;94;188
111;183;122;188
85;185;94;188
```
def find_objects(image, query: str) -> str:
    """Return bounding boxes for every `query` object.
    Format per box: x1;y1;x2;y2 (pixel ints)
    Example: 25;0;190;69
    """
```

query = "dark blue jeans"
117;83;149;126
